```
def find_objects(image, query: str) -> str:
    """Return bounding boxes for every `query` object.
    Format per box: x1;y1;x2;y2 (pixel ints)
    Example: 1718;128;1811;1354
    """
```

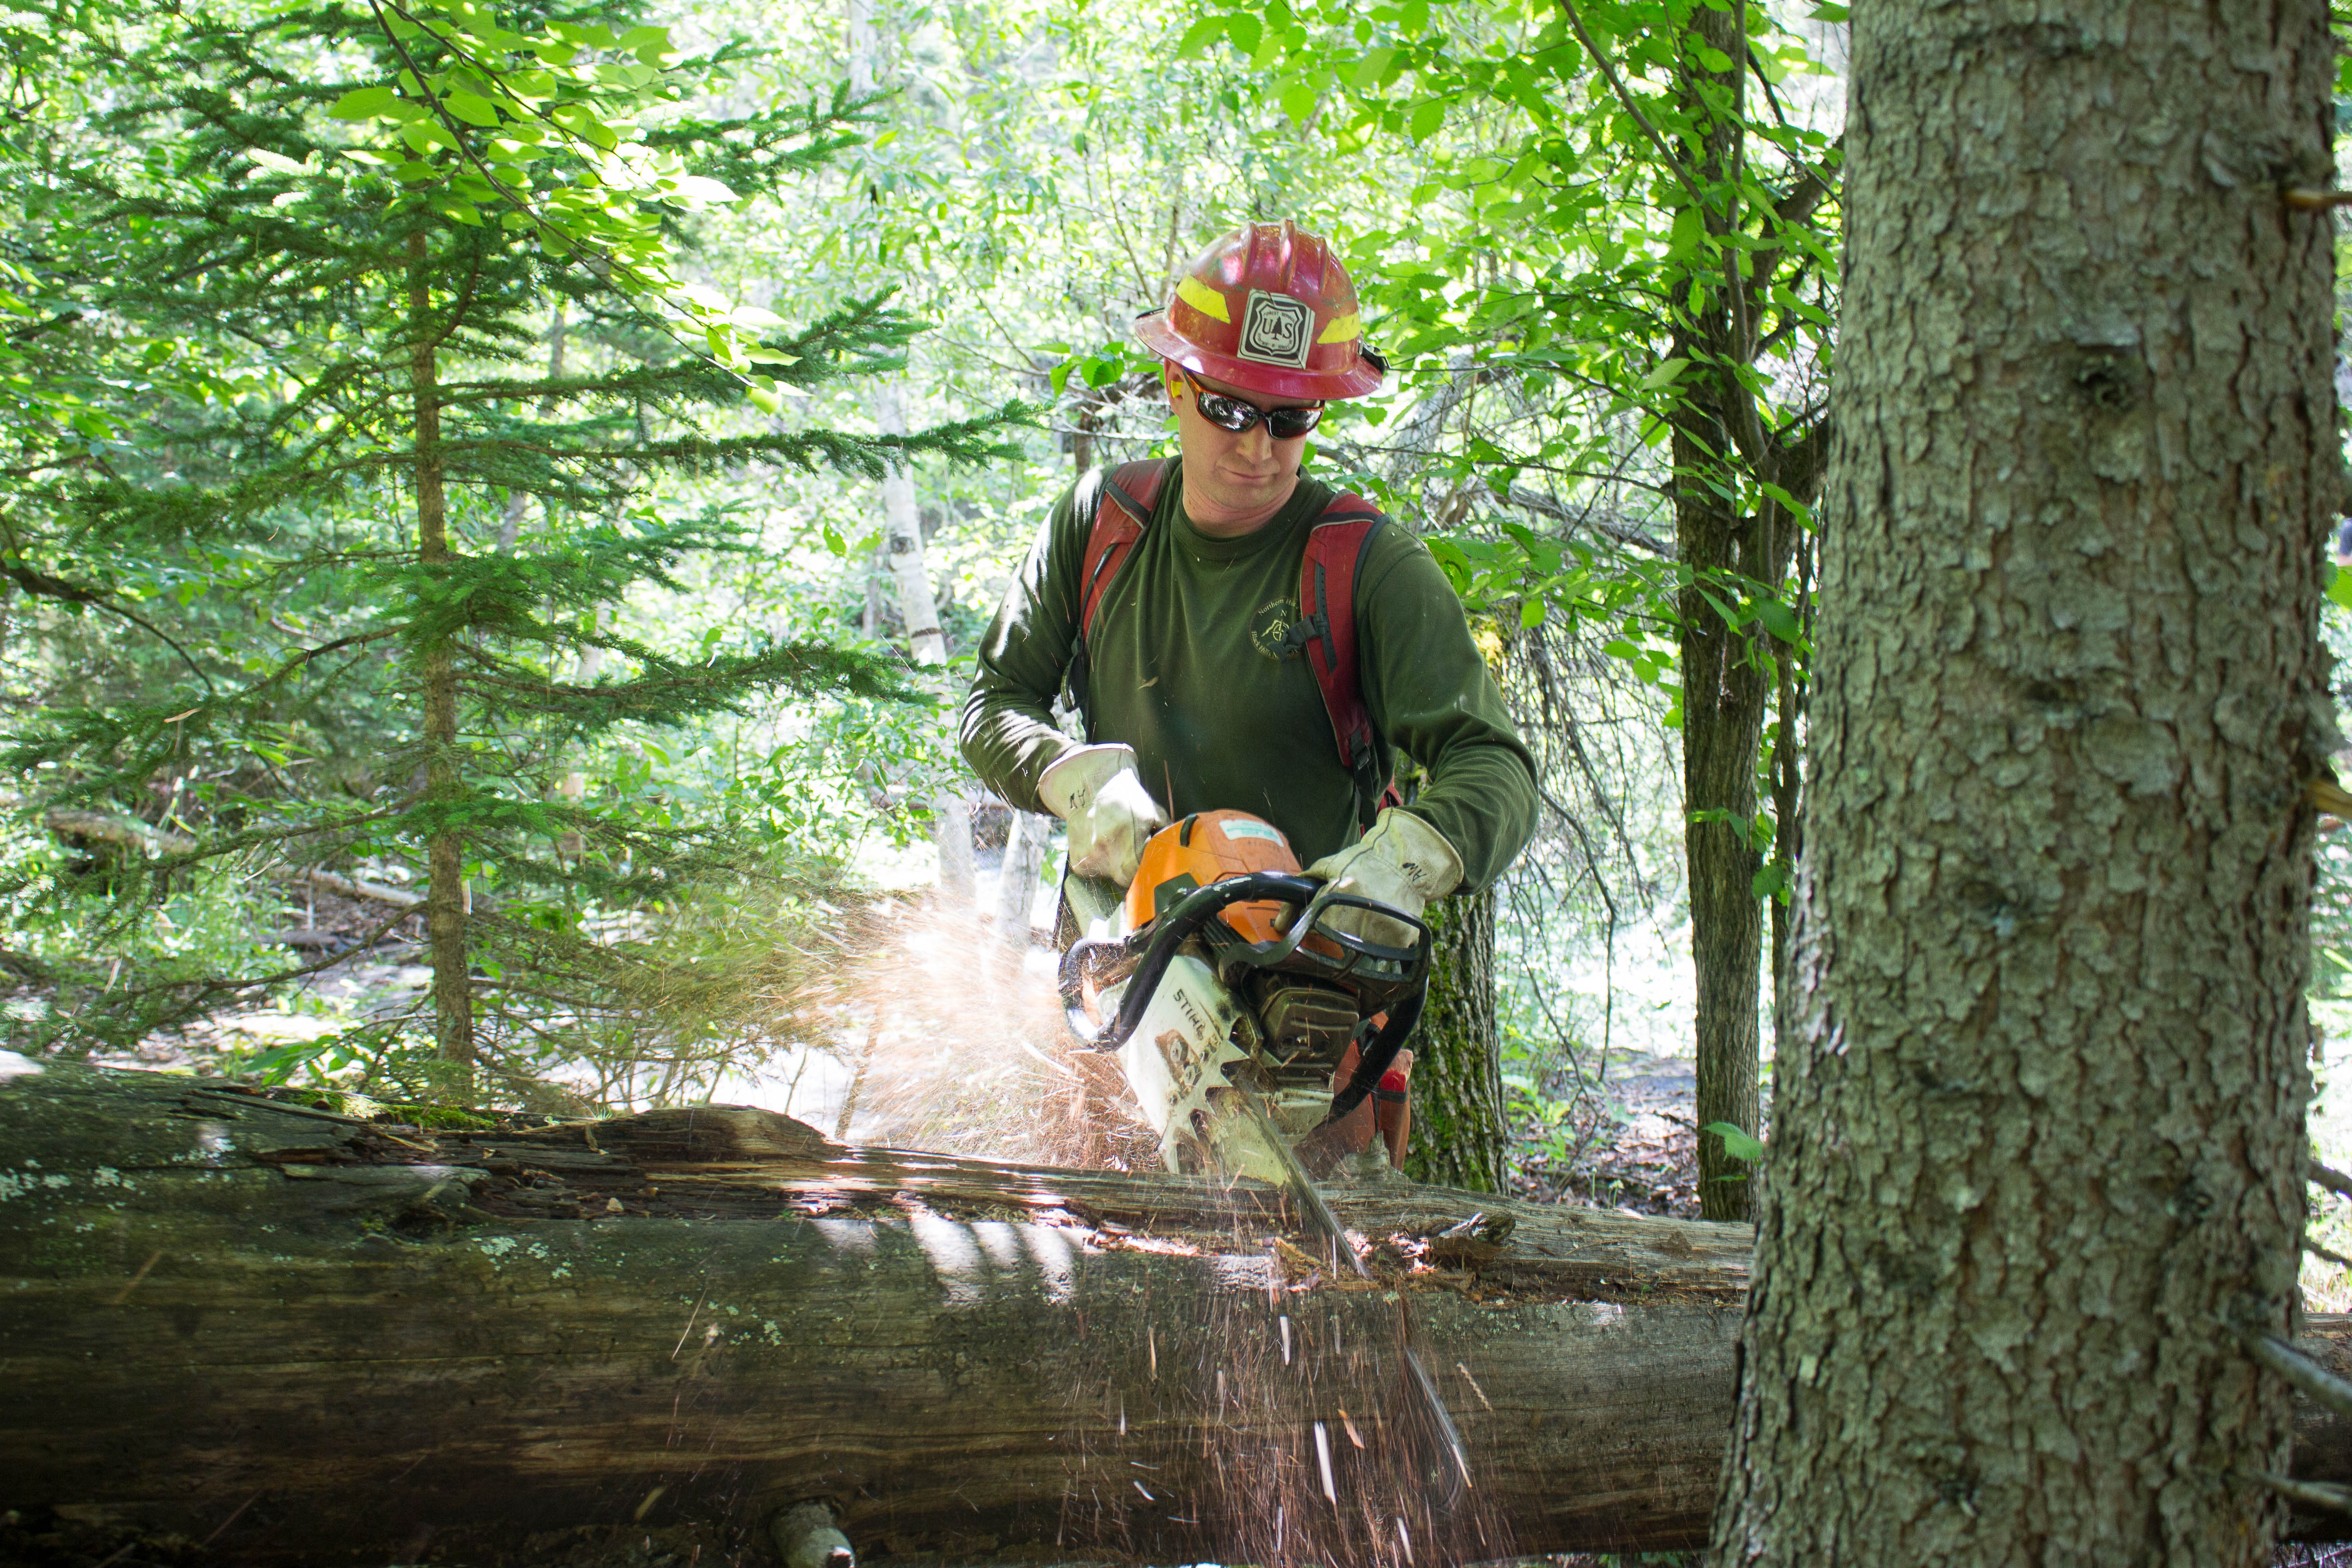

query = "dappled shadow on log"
1;1063;2346;1563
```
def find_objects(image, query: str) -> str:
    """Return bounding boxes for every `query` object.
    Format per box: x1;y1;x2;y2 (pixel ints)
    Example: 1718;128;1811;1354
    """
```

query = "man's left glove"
1302;808;1464;950
1038;743;1168;887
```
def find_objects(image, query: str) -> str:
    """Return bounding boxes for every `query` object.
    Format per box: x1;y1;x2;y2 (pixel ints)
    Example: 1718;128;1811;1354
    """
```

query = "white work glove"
1302;808;1463;950
1037;743;1168;887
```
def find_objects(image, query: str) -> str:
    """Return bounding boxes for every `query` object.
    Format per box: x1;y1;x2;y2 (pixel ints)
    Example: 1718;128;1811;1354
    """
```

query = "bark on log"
0;1060;2344;1565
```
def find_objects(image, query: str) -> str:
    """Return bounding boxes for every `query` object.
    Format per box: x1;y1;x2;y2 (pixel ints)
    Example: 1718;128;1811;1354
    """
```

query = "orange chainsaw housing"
1122;810;1304;944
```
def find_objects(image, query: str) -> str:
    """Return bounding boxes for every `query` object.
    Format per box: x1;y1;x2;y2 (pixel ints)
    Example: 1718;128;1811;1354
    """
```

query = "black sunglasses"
1176;366;1325;440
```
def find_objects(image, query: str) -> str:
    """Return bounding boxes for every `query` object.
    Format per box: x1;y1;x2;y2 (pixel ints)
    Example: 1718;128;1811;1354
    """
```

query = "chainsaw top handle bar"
1058;872;1431;1055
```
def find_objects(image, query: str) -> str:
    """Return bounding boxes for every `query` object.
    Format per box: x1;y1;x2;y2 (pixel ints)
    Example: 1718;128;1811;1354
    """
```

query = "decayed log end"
0;1059;2341;1563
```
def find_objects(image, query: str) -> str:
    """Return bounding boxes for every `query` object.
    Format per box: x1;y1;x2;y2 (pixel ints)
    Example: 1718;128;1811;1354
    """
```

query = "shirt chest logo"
1250;598;1303;661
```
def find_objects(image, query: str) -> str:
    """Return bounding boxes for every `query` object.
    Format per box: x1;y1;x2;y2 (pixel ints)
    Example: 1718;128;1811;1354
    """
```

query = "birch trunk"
1709;6;2337;1563
849;0;974;902
995;806;1052;944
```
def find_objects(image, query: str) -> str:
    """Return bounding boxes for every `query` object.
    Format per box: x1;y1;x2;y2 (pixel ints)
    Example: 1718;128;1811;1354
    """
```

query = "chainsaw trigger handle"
1058;932;1149;1049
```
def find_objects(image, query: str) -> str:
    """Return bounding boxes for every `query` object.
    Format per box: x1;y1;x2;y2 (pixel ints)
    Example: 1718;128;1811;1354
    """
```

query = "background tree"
1164;0;1843;1215
1404;886;1506;1191
1710;3;2333;1560
3;0;1008;1091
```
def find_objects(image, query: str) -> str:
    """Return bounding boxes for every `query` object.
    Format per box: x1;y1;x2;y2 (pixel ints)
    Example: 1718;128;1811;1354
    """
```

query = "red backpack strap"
1298;495;1392;829
1065;457;1173;736
1078;458;1171;638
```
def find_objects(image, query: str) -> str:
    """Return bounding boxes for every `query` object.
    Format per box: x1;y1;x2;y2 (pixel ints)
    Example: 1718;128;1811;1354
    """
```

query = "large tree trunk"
407;229;472;1067
1405;886;1506;1193
5;1064;2352;1563
1709;6;2337;1564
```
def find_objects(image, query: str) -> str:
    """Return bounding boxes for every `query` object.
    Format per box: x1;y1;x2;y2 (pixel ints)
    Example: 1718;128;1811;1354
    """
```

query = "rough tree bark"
1709;6;2337;1564
407;229;471;1067
1405;886;1507;1193
8;1063;2352;1565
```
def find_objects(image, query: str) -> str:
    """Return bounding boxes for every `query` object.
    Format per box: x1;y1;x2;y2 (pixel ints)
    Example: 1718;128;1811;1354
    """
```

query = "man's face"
1167;364;1320;524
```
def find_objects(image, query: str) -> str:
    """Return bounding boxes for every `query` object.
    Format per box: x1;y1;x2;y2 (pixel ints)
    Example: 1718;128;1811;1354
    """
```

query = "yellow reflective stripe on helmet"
1317;311;1362;345
1176;275;1231;323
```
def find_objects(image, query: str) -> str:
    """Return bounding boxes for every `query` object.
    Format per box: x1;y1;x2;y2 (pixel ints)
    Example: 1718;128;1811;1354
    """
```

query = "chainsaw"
1056;808;1434;1185
1056;808;1470;1508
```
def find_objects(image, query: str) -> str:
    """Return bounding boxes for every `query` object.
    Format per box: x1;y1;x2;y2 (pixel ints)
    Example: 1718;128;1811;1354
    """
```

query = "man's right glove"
1302;808;1463;950
1038;743;1168;887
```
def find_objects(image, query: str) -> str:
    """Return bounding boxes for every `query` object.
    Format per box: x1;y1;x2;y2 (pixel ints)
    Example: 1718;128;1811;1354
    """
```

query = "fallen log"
0;1058;2344;1565
39;808;424;909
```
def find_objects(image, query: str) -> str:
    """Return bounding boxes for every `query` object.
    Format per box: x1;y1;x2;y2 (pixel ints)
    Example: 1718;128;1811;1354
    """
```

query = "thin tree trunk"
494;304;564;554
1672;5;1788;1224
848;0;973;902
408;230;470;1067
875;385;977;900
1405;886;1506;1193
554;608;607;864
1709;6;2335;1563
995;806;1050;944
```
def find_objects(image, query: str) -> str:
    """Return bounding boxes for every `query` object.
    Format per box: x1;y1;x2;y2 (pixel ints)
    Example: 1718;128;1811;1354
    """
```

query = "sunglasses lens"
1268;406;1323;438
1198;392;1259;432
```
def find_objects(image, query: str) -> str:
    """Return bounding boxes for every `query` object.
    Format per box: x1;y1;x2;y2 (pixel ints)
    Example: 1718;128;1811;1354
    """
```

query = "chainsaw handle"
1059;872;1325;1051
1058;931;1150;1047
1249;882;1432;975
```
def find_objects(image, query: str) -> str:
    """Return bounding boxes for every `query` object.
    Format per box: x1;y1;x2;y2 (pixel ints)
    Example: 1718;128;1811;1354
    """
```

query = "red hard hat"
1132;221;1385;402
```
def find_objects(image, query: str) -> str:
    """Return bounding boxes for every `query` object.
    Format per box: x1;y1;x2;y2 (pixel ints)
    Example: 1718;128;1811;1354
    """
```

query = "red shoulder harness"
1069;457;1397;829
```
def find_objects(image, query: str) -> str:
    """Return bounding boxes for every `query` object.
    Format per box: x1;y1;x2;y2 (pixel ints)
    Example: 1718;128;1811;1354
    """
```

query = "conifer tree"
2;0;1013;1088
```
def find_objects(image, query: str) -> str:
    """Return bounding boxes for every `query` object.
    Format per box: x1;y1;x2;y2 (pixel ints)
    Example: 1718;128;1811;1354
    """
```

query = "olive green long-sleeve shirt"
960;463;1538;890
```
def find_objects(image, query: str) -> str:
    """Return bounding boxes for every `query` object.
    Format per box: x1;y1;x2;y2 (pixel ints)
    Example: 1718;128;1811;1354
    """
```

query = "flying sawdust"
782;897;1160;1170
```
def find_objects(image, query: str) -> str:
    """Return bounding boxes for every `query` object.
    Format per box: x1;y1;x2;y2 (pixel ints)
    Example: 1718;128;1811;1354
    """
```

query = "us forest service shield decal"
1238;289;1314;368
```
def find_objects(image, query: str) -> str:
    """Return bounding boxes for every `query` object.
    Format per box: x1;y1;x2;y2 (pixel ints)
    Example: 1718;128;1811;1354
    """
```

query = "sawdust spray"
772;896;1157;1169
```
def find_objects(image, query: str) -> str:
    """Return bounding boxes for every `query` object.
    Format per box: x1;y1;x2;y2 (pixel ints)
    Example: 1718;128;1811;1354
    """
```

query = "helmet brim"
1132;312;1386;402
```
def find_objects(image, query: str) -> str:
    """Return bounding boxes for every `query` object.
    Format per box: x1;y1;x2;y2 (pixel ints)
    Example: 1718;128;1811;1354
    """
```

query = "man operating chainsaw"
961;220;1538;1170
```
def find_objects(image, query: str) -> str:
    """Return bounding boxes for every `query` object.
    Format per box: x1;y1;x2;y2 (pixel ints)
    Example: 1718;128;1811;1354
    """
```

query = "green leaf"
1752;861;1790;902
328;86;400;120
1640;357;1690;392
1227;15;1264;57
1694;45;1735;73
2329;561;2352;612
1279;78;1318;123
1408;97;1446;142
1809;3;1850;19
1352;47;1398;92
1519;598;1544;629
1701;1122;1765;1162
1756;598;1801;643
1175;16;1226;58
444;89;501;127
